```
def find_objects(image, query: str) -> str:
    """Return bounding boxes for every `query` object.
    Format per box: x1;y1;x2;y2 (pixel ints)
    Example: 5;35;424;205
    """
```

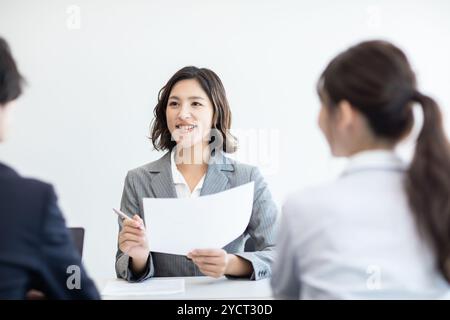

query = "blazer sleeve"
39;186;100;299
115;171;154;282
270;201;301;299
232;167;278;280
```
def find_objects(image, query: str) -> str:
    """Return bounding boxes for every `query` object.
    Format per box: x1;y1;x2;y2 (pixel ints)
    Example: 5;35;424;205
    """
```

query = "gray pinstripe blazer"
115;151;278;281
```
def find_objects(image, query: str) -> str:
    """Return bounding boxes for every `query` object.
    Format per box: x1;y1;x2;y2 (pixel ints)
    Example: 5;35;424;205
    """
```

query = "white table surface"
99;276;273;300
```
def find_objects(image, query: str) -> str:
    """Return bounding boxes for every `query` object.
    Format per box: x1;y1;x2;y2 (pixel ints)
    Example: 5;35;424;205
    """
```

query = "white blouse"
170;150;205;198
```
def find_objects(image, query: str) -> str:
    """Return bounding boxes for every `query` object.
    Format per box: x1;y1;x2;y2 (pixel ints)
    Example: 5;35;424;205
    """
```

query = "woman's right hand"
118;214;150;274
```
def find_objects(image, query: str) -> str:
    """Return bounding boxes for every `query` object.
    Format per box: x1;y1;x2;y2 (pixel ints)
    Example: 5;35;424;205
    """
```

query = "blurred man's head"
0;37;23;142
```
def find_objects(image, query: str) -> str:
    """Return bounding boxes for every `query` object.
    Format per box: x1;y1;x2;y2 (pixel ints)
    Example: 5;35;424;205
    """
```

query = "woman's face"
166;79;214;150
0;101;16;142
318;102;346;156
319;100;378;157
318;103;332;144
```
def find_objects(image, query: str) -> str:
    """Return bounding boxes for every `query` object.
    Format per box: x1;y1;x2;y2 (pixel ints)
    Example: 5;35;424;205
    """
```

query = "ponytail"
318;40;450;282
406;91;450;282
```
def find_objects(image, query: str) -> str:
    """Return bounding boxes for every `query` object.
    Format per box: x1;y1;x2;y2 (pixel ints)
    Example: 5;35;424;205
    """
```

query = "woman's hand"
118;214;149;274
187;249;229;278
26;289;46;300
187;249;253;278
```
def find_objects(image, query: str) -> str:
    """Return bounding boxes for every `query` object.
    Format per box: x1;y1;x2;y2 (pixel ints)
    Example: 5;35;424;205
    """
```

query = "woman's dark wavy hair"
318;40;450;282
150;66;237;153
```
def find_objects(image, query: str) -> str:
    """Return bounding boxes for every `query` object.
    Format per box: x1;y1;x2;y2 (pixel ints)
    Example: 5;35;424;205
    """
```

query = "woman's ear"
335;100;356;131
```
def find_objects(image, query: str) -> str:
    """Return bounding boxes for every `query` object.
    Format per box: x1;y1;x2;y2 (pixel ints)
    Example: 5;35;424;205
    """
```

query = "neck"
346;136;396;157
175;143;210;169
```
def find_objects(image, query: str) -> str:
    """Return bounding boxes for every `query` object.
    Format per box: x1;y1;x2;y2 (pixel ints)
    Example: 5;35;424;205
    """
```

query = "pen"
113;208;144;230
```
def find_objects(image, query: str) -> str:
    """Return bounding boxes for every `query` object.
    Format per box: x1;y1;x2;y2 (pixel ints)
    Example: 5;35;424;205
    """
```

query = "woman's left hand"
187;249;230;278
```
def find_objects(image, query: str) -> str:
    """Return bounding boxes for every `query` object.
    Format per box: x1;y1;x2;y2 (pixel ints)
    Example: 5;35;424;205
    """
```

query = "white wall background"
1;0;449;283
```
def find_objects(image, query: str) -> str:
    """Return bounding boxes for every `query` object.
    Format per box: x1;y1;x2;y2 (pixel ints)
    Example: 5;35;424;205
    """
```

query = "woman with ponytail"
271;40;450;299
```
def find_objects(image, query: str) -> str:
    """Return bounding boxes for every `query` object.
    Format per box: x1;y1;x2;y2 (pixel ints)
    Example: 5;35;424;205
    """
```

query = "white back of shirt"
273;150;450;299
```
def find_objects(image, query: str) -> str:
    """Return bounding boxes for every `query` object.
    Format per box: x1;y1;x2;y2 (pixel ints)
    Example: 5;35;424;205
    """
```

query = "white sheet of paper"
102;278;185;296
143;181;254;255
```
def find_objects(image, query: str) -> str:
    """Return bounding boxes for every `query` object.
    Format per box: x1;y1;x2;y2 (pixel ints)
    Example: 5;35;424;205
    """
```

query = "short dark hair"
150;66;238;153
0;37;24;106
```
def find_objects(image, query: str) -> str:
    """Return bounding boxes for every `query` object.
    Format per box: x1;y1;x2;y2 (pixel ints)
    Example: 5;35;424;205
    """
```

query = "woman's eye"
192;102;202;107
168;101;178;107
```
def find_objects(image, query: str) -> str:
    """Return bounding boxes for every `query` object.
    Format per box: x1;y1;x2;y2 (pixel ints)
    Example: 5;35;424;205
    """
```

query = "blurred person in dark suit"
0;37;99;300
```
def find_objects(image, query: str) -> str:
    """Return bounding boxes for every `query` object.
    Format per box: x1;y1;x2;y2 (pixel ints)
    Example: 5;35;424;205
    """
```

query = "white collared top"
170;149;205;198
272;149;450;300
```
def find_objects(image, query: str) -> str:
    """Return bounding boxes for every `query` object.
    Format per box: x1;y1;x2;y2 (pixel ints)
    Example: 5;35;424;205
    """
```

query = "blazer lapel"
148;152;177;198
200;152;234;196
147;150;235;198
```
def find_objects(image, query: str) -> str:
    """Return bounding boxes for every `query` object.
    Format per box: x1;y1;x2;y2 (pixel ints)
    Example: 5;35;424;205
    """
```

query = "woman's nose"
178;104;192;119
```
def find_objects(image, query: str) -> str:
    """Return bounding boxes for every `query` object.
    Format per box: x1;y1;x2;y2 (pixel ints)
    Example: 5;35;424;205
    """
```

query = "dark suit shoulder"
1;172;53;197
0;162;52;189
0;163;55;223
0;162;19;178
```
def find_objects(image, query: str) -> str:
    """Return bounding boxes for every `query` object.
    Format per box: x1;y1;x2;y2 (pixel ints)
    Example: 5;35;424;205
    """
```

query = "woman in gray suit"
115;66;278;282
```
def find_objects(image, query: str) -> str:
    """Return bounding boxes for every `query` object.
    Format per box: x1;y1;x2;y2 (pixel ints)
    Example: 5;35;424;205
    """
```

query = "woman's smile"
175;123;198;133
